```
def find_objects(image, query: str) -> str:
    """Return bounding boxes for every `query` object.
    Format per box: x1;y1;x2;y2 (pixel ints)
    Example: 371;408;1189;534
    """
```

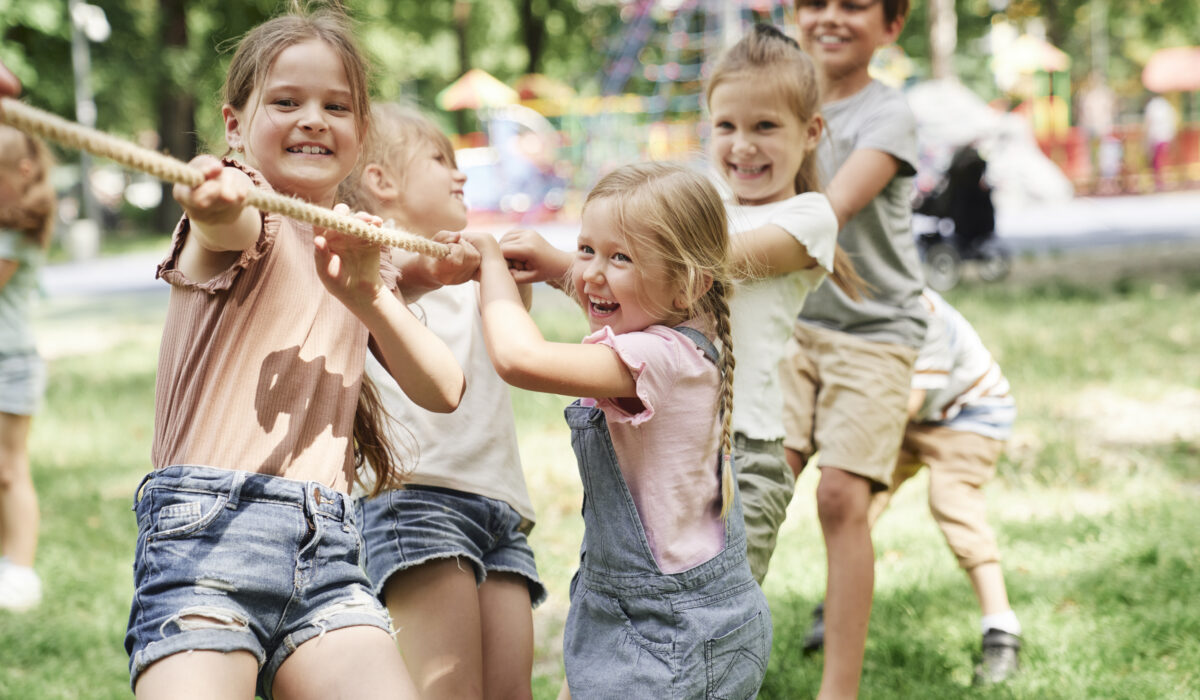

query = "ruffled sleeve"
769;192;839;279
155;158;281;294
583;325;693;427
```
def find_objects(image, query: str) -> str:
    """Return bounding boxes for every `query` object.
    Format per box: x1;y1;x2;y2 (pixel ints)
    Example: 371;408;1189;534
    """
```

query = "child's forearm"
359;288;465;413
731;224;818;278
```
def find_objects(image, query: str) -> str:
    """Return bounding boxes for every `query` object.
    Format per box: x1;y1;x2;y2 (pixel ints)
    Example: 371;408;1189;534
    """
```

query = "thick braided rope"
0;97;449;258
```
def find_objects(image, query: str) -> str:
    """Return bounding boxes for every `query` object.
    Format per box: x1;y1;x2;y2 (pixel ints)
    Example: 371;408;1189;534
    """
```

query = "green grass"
3;269;1198;698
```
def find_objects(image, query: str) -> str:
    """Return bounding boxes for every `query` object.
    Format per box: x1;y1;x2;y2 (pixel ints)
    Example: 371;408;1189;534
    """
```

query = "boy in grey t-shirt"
770;1;928;697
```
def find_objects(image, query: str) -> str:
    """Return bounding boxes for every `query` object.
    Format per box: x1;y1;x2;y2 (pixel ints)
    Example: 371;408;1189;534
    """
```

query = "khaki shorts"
868;424;1006;571
781;322;918;489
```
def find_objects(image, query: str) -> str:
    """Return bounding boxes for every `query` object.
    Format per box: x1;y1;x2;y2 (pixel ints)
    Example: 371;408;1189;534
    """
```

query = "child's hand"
427;230;482;287
499;229;571;284
173;155;252;226
459;230;503;261
314;204;385;309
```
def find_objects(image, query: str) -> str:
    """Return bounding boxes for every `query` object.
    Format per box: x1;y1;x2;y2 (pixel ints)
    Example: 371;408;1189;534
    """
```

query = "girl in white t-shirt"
705;23;860;583
338;104;544;699
468;161;770;698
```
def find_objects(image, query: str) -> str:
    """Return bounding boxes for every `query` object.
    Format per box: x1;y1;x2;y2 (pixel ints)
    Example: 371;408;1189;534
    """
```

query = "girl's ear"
805;114;824;152
674;272;713;310
363;163;400;202
222;104;243;152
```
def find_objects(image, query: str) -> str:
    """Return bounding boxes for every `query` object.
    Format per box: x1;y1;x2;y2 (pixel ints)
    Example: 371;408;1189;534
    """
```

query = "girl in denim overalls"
464;161;771;698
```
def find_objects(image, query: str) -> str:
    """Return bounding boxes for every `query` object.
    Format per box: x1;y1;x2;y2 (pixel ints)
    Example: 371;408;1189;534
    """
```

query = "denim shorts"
125;465;392;700
355;485;546;607
0;351;45;416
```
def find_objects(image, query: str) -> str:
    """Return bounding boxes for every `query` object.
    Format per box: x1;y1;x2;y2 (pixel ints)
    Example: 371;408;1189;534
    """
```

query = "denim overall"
562;328;772;699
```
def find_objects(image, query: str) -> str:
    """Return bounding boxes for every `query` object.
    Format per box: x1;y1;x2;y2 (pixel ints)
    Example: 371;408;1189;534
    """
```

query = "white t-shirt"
362;282;535;523
911;289;1015;440
726;192;838;440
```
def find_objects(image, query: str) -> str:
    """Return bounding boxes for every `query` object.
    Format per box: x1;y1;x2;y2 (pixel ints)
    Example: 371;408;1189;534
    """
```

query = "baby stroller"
912;145;1011;291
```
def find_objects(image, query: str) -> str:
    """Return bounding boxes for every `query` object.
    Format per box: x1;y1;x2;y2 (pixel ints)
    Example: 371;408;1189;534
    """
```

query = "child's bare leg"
0;412;37;566
478;572;534;700
815;466;874;700
134;649;258;700
967;562;1012;617
273;625;418;700
384;558;483;699
555;677;571;700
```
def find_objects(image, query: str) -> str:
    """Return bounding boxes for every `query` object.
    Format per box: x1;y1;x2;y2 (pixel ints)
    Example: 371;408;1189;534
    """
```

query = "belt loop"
226;471;248;510
132;471;156;510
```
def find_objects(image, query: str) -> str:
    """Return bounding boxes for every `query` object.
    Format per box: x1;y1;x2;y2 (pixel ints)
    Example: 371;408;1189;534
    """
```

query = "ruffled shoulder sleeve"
155;158;282;294
584;325;705;427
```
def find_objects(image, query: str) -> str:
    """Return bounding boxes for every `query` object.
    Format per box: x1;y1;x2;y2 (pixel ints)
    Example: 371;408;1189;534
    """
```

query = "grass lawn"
2;264;1198;699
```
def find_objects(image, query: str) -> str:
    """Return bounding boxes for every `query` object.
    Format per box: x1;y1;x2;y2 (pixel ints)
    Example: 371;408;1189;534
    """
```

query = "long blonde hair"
0;125;56;248
706;23;868;301
585;162;739;518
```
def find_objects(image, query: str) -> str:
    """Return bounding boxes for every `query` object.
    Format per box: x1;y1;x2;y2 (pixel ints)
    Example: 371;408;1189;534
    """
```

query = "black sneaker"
974;628;1021;684
802;602;825;653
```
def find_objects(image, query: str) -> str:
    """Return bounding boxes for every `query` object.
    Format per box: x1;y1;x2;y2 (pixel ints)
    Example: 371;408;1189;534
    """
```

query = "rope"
0;97;449;258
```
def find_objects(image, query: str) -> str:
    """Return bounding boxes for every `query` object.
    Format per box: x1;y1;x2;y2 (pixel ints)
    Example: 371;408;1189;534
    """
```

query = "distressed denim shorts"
0;350;45;416
355;485;546;607
125;465;391;700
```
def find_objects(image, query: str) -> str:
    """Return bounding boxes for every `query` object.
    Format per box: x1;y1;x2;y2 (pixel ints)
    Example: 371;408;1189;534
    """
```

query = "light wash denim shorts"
355;485;546;607
125;465;391;700
0;350;45;416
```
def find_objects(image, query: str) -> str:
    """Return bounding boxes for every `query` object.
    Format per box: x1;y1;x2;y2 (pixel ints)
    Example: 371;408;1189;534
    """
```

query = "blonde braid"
711;279;737;519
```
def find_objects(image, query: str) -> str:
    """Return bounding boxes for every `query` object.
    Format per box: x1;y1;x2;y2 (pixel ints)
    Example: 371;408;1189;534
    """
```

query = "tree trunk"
155;0;197;231
928;0;958;80
454;0;471;135
520;0;546;74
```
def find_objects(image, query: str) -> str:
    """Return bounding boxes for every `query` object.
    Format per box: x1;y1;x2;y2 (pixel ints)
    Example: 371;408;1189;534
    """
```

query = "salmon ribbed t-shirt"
151;160;393;492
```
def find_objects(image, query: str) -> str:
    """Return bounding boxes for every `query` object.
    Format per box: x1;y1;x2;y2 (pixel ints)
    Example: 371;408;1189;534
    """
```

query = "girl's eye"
714;121;735;131
433;153;446;163
757;121;778;131
326;103;349;112
274;98;298;108
578;244;594;256
613;252;632;263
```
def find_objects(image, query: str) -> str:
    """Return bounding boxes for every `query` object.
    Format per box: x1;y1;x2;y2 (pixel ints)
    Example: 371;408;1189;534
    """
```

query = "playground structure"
442;5;1199;226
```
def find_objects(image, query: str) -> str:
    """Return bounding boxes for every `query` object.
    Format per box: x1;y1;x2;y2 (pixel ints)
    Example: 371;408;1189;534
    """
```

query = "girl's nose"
453;168;467;185
298;104;328;132
582;257;605;284
733;134;756;155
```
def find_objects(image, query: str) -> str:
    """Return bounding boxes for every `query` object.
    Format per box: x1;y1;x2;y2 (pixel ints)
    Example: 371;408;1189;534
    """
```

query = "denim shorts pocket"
146;489;225;541
704;610;768;700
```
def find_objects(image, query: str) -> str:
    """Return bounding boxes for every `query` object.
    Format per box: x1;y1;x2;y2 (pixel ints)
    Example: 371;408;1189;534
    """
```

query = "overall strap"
673;325;720;368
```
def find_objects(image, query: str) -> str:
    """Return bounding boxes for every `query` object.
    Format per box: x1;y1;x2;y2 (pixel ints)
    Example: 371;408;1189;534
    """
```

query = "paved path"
40;191;1200;299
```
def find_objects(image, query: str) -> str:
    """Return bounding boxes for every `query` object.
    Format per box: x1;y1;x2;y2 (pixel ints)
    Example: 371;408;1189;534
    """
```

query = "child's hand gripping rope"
0;96;449;258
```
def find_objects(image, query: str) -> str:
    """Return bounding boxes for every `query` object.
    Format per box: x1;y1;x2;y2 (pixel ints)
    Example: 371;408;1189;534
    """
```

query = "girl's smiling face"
571;197;684;336
708;79;820;205
392;141;469;236
224;39;361;207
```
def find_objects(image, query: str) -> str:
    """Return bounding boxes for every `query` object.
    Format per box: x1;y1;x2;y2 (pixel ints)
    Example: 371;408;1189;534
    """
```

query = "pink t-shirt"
583;324;726;573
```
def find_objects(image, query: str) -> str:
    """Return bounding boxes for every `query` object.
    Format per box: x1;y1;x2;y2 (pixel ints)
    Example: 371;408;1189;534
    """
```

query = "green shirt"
0;228;45;354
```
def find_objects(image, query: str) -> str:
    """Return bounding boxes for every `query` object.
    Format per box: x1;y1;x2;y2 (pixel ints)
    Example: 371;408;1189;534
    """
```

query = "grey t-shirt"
799;79;927;348
0;228;44;354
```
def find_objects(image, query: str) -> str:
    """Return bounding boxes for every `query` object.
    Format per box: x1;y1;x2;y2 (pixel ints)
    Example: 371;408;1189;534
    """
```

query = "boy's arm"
824;149;901;229
464;231;636;399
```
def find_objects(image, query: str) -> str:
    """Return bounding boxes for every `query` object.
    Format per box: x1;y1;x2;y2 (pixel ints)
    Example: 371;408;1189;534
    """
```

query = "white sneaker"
0;563;42;612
